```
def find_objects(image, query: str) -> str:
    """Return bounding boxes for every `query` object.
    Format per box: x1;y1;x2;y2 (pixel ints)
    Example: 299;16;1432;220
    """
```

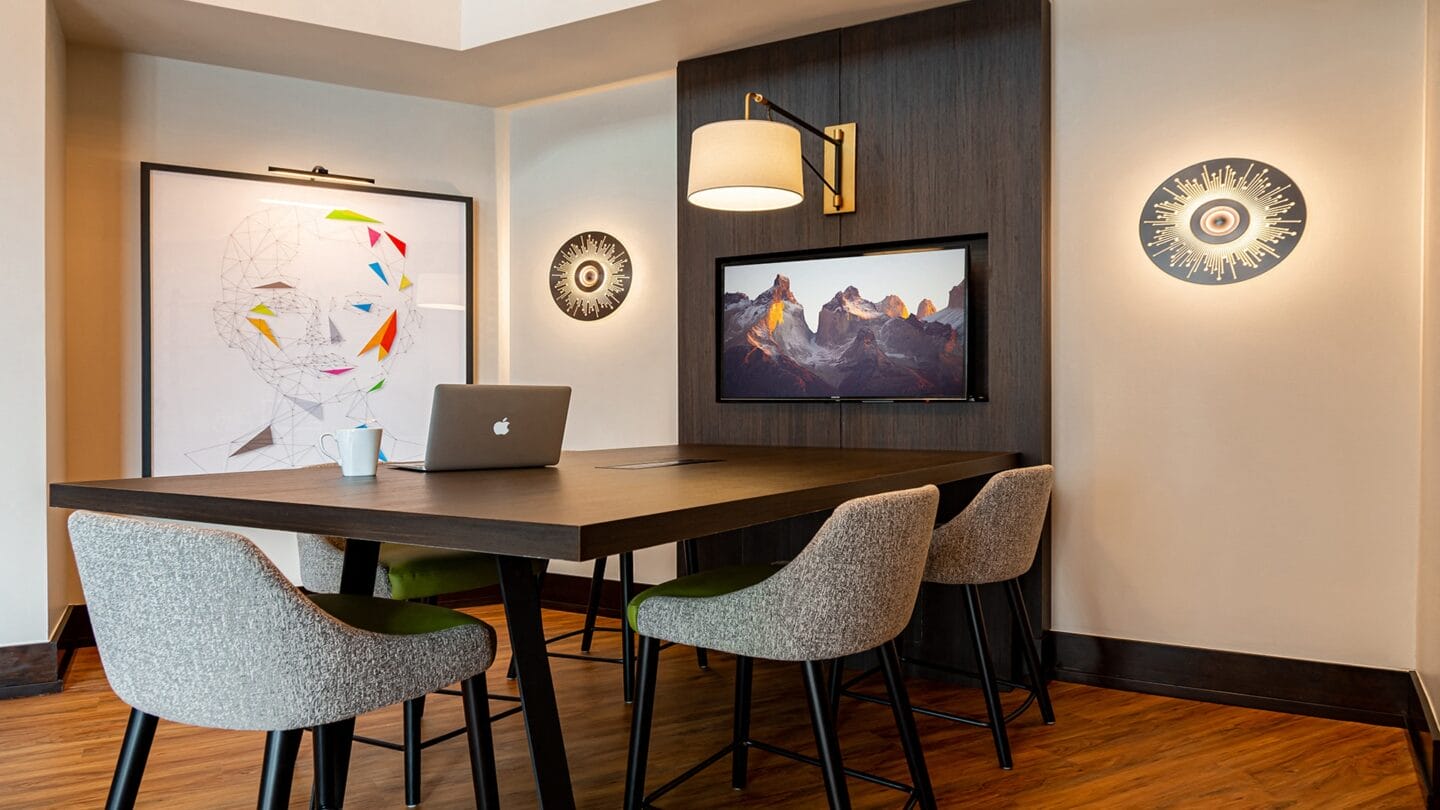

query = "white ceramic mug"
319;427;383;477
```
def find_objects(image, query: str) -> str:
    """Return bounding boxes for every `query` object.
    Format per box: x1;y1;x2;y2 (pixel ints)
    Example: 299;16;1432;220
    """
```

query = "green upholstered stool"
372;547;505;602
626;565;782;631
308;593;485;635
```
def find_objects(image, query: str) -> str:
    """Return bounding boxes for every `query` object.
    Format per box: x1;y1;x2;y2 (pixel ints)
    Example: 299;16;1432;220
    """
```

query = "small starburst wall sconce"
1139;158;1306;284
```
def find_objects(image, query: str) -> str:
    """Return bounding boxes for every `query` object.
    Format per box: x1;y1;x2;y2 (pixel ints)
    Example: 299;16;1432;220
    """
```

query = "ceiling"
55;0;957;107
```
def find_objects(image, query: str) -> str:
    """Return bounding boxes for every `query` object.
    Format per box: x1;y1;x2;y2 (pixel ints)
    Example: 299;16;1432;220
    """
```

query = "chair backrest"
69;512;359;731
925;465;1053;585
638;485;939;662
296;534;388;597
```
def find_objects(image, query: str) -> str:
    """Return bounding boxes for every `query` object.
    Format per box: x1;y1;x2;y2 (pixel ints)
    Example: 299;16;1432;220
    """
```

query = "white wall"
1418;0;1440;702
64;47;500;576
0;0;67;647
1051;0;1425;668
504;75;679;583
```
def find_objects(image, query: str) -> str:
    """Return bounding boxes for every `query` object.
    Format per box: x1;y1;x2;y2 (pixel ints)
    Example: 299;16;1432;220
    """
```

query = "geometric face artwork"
143;164;472;476
1139;158;1306;285
548;231;632;320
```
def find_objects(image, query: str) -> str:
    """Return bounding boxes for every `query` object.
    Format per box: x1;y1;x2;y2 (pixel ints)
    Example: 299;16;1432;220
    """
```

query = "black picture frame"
140;162;475;477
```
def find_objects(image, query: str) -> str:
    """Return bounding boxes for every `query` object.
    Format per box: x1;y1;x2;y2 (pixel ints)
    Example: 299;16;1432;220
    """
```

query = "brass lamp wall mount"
687;92;857;216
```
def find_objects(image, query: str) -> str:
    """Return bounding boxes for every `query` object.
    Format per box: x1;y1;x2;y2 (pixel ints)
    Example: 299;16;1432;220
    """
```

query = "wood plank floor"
0;606;1423;808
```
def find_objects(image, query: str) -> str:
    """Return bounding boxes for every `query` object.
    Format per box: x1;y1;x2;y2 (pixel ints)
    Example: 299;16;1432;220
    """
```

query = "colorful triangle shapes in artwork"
254;281;294;289
399;275;413;291
321;367;354;376
368;261;388;285
358;311;398;359
326;209;382;223
368;379;385;393
387;232;407;257
247;317;279;347
352;302;373;313
368;227;381;247
249;304;277;316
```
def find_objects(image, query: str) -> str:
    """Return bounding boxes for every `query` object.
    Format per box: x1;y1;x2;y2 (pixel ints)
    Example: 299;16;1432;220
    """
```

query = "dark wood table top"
50;444;1019;561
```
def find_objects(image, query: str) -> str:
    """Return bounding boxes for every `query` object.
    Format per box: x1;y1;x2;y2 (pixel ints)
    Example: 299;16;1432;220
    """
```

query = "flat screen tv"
718;239;970;401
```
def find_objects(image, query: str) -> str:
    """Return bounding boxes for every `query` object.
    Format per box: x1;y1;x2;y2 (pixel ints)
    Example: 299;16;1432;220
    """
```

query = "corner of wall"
494;109;511;384
45;0;73;633
1416;0;1440;717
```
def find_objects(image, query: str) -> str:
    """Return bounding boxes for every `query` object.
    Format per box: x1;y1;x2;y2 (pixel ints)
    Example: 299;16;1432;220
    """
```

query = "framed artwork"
141;163;473;476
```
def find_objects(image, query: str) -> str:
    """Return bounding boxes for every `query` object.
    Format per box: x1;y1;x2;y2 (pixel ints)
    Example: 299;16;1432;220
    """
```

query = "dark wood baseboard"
0;604;94;700
1053;632;1412;728
438;570;649;621
0;641;61;700
1407;671;1440;808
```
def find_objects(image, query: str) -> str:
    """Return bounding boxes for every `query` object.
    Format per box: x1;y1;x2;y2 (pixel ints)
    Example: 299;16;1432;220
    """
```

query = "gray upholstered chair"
298;535;684;805
71;513;500;810
624;485;942;810
298;533;525;806
834;464;1055;770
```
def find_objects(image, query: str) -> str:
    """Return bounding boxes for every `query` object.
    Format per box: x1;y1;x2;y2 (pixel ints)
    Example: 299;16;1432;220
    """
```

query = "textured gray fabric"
634;485;939;662
296;534;390;597
923;465;1054;585
69;512;495;732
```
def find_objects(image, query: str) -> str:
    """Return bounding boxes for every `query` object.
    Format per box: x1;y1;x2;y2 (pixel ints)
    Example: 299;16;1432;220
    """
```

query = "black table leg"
497;554;576;810
338;538;380;596
620;552;636;703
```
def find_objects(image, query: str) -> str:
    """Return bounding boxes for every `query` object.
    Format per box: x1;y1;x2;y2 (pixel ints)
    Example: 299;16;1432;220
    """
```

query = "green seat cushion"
308;593;481;636
627;564;781;631
378;545;526;601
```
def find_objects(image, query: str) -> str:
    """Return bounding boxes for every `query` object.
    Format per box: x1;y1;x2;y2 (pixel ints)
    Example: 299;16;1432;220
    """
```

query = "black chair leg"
624;635;662;810
732;655;753;789
1006;578;1056;724
313;722;340;810
621;552;636;703
580;556;608;653
879;641;937;810
963;584;1013;769
330;717;355;806
461;673;501;810
802;660;852;810
403;696;424;807
106;708;158;810
682;539;710;670
257;728;303;810
827;656;845;721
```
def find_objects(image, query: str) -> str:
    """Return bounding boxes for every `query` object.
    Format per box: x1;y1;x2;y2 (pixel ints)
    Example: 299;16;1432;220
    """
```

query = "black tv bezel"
715;235;973;404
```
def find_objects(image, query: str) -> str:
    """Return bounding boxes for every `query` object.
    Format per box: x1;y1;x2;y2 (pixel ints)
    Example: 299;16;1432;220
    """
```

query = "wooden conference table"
50;444;1019;808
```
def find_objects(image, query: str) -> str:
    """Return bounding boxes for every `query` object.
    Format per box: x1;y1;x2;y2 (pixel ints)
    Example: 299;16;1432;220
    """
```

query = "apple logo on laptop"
493;417;511;436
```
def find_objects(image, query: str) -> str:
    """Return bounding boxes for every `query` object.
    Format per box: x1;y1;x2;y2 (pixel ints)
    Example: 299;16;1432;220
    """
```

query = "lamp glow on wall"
687;92;857;215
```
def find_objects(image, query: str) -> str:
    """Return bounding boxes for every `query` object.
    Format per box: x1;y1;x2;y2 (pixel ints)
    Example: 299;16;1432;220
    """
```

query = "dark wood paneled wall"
677;0;1050;675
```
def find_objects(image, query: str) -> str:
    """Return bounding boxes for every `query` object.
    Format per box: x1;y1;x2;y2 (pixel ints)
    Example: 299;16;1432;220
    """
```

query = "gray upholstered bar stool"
834;464;1056;770
71;513;500;810
297;534;525;806
625;485;942;810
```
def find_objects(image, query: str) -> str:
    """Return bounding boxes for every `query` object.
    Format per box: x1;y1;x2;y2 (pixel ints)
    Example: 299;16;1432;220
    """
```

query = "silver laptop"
393;384;571;472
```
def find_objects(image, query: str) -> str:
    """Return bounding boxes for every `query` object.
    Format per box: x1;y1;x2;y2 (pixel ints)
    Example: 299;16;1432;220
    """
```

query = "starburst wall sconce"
549;231;632;320
1139;158;1306;284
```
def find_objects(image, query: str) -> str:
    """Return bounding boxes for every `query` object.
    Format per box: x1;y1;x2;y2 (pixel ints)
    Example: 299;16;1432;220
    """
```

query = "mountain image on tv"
720;268;967;400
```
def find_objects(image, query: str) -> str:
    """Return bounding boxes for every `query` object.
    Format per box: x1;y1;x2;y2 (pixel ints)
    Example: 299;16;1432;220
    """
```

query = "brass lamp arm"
745;92;846;199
